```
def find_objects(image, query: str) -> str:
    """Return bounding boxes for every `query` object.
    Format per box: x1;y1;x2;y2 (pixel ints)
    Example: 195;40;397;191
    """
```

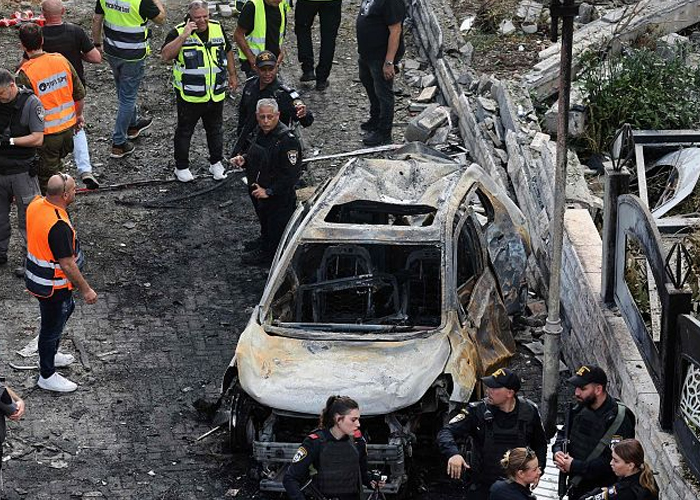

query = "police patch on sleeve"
449;410;467;424
36;103;45;121
292;446;307;463
287;150;298;164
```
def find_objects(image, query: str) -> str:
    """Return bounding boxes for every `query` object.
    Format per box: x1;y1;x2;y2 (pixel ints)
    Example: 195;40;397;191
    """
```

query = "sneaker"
111;141;135;159
37;373;77;393
209;161;227;180
315;80;329;92
174;168;194;183
360;118;379;132
127;117;153;139
81;172;100;190
300;69;316;82
362;130;392;147
54;352;76;368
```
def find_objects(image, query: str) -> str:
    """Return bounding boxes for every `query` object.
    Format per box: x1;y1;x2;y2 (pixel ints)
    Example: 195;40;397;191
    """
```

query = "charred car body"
220;146;531;493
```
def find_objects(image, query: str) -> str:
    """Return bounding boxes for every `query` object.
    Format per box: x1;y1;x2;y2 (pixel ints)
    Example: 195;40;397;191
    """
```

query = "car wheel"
229;389;259;451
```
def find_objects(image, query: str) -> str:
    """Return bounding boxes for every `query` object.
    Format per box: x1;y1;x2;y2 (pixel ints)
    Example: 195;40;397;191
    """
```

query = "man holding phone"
161;0;238;183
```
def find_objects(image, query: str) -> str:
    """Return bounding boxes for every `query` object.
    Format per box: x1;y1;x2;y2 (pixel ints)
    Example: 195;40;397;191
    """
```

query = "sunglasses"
516;447;536;471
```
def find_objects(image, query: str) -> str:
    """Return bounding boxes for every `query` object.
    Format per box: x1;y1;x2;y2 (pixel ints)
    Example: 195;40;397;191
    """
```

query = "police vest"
21;53;76;135
0;88;37;174
237;0;289;61
568;401;627;463
173;21;228;103
25;196;85;298
312;431;362;498
473;397;537;485
100;0;150;61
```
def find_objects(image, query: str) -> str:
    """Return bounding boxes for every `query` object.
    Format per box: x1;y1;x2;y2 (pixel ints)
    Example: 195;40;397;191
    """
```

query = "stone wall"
410;0;700;495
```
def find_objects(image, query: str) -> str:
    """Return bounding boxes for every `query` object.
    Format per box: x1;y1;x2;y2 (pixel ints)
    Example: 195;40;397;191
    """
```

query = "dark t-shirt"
94;0;161;20
40;23;94;85
162;22;233;52
237;1;283;57
356;0;405;61
48;221;74;260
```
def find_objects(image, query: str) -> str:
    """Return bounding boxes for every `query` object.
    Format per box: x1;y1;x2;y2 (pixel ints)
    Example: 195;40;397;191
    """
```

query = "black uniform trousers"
295;0;342;82
257;191;295;256
174;96;224;170
358;57;394;134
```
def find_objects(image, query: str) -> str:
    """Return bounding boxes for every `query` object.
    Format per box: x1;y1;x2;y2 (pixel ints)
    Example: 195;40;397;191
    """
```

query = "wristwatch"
384;60;394;67
9;138;14;146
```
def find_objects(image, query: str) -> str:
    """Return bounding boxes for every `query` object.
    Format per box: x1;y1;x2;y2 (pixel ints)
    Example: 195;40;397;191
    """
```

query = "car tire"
229;390;259;450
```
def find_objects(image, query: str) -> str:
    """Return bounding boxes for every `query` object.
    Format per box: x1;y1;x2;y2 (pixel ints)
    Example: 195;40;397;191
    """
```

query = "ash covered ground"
0;0;560;498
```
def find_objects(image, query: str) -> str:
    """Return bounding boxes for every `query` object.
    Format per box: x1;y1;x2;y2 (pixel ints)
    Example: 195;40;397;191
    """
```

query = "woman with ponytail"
489;447;540;499
578;439;658;500
284;395;378;500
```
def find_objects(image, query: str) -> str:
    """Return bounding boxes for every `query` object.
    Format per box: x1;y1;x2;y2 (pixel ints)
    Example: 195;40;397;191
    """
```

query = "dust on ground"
0;0;561;498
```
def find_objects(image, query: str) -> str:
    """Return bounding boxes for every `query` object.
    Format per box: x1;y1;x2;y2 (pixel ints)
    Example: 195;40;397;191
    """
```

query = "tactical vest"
172;21;228;103
473;397;537;485
21;53;76;135
25;196;84;298
100;0;150;61
312;432;362;498
237;0;289;61
568;402;623;462
0;88;37;174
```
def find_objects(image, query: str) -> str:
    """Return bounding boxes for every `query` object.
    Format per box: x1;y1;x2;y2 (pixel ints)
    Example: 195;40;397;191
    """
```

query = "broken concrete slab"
416;86;438;103
421;74;437;88
524;0;700;99
516;0;543;23
477;74;495;95
576;2;599;24
405;103;450;142
521;23;538;34
404;58;422;70
218;4;233;17
427;124;451;145
544;87;587;138
499;19;516;35
460;42;474;65
409;102;430;113
460;16;475;32
475;96;498;121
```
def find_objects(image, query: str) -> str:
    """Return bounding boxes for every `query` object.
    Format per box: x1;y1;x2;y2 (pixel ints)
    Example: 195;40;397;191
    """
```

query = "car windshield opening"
268;243;442;331
324;200;437;226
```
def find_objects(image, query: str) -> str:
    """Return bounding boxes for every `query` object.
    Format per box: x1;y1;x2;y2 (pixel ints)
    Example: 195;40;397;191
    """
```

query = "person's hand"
447;454;469;479
554;451;572;473
0;127;11;146
231;155;245;167
383;63;395;81
9;399;25;421
295;103;307;119
182;20;197;37
82;288;98;304
251;183;269;199
228;72;238;91
370;478;386;490
75;115;85;130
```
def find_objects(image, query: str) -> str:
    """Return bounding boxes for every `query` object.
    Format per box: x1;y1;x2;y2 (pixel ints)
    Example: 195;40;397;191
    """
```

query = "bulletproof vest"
0;88;36;174
473;397;536;484
569;403;618;461
312;433;362;498
245;124;289;187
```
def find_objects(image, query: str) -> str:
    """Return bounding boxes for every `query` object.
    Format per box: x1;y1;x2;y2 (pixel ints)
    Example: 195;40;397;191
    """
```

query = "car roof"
298;155;475;243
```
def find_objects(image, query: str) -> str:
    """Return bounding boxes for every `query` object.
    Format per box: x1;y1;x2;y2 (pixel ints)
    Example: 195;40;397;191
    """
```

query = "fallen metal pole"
302;144;403;164
542;0;578;439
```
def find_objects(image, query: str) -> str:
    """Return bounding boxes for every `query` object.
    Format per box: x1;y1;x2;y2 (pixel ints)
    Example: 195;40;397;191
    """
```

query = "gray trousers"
0;171;40;258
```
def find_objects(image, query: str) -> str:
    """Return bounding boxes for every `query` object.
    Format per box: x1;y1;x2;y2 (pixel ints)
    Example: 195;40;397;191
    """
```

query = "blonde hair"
500;447;536;480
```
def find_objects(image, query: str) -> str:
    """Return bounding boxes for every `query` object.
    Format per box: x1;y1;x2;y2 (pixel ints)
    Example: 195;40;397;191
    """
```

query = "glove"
0;127;11;146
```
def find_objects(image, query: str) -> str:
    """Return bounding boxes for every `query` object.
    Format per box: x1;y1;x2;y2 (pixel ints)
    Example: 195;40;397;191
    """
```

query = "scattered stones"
460;16;475;32
459;42;474;65
421;74;437;88
656;33;690;60
576;2;599;25
405;104;450;143
521;23;538;34
409;102;430;112
403;58;421;70
529;132;551;151
218;4;233;17
499;19;516;35
416;86;438;103
516;0;543;23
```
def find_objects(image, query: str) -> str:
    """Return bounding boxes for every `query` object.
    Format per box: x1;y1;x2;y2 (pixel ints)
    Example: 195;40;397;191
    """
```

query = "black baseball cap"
481;368;521;391
255;50;277;68
567;364;608;388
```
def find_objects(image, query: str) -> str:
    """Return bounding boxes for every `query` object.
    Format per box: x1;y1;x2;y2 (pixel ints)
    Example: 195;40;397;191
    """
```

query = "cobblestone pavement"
0;0;568;498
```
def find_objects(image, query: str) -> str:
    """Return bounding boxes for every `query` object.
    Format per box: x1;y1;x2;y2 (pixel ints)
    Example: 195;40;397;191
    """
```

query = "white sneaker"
174;168;194;183
209;161;227;180
54;352;75;368
37;373;78;393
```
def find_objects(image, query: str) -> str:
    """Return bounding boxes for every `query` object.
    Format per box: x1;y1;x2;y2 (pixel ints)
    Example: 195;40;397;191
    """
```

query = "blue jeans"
358;57;394;133
38;290;75;379
72;128;92;175
106;54;145;145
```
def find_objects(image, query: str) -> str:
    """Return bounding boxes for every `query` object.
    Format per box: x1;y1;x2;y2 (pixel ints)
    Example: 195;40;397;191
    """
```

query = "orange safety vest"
21;53;76;135
25;196;84;298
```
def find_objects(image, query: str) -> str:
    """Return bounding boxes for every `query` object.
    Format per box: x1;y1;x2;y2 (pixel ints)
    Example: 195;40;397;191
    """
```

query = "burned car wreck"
220;145;531;493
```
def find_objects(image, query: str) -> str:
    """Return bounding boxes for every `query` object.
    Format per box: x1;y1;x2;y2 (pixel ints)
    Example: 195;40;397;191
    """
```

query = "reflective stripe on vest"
21;54;76;135
25;196;83;298
237;0;289;61
100;0;150;60
172;21;228;103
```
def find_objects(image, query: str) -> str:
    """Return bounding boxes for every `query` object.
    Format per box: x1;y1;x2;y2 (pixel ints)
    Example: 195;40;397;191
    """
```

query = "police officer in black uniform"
437;368;547;500
284;395;376;500
553;365;636;500
233;50;314;157
0;68;42;271
231;98;301;266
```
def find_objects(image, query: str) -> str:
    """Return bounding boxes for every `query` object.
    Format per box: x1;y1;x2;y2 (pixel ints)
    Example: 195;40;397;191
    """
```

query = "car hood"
235;320;451;416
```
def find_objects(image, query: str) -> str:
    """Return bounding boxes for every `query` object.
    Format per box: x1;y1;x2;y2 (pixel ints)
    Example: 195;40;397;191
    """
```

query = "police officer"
161;0;237;183
553;365;636;500
234;50;313;157
437;368;547;500
0;68;42;271
283;395;377;500
231;98;301;266
233;0;289;77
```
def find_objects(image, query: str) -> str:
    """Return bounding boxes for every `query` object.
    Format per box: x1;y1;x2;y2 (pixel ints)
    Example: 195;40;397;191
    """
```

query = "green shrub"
578;47;700;154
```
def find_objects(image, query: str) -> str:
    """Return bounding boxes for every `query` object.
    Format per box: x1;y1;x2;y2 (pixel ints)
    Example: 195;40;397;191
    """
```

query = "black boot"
300;69;316;82
362;130;392;147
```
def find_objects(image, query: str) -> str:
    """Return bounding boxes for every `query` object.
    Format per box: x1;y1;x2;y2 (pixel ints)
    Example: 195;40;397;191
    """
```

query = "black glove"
0;127;11;146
